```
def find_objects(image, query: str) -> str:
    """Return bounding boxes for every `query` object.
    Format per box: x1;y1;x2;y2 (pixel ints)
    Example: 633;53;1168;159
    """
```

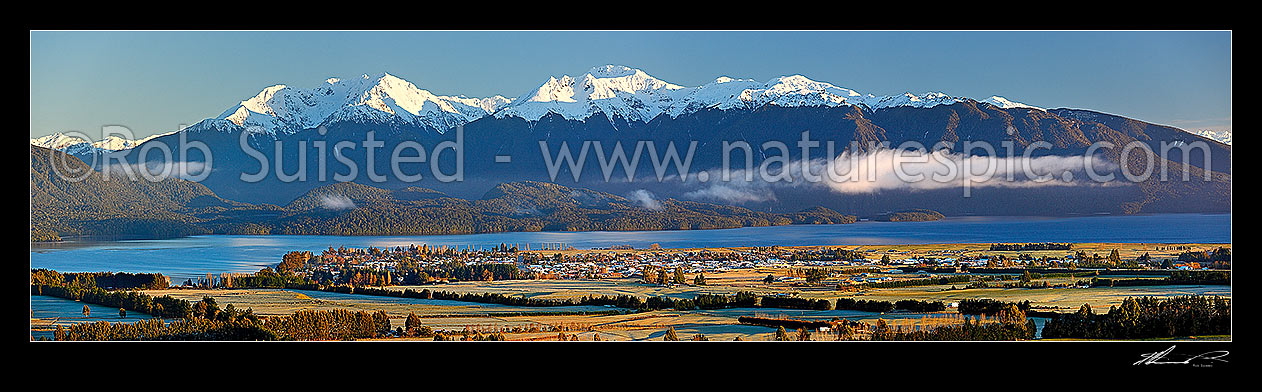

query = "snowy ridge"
30;131;176;154
1190;129;1231;145
664;75;868;116
867;92;964;110
216;73;510;134
497;65;983;121
493;65;688;122
979;96;1044;111
30;133;93;151
33;65;1053;142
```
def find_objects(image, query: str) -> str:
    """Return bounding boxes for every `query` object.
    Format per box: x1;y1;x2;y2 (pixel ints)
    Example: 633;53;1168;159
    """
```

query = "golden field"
121;241;1228;341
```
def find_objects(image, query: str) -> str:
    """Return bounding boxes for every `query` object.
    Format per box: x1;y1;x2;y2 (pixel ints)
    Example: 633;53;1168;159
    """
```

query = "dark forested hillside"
268;180;854;235
31;148;856;241
30;145;241;241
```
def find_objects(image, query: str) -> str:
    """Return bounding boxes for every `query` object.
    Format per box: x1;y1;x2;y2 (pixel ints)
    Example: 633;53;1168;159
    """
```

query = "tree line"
50;295;271;341
1041;296;1230;339
1090;270;1230;287
287;284;918;313
957;299;1032;316
263;309;391;340
33;283;192;319
859;275;973;289
872;304;1037;341
1177;247;1231;263
989;243;1073;251
833;298;946;312
31;269;169;290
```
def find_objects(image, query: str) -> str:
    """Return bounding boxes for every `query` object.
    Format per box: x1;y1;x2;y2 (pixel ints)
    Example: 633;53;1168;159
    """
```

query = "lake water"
30;213;1230;283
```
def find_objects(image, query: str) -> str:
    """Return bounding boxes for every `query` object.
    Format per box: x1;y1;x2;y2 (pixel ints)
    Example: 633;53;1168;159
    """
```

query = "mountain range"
34;65;1051;142
31;65;1231;236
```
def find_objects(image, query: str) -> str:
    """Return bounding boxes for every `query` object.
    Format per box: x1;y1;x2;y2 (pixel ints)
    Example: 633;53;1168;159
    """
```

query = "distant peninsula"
870;209;945;222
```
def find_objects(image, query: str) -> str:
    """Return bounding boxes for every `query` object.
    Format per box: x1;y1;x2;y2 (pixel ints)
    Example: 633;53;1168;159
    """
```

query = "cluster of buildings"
294;243;1208;286
297;245;891;281
517;246;886;280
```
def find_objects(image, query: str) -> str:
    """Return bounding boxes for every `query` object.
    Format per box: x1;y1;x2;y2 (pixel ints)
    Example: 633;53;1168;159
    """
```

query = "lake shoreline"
29;212;1232;246
30;213;1231;283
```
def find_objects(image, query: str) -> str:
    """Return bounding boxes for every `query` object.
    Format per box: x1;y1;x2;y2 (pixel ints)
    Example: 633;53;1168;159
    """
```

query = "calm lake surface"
30;213;1230;283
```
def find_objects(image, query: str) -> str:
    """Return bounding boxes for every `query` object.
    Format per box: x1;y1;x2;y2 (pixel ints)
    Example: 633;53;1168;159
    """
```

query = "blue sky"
30;31;1231;138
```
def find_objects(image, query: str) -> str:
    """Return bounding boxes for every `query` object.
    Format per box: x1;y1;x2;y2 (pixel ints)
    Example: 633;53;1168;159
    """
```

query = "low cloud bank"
820;148;1116;194
319;194;356;210
627;189;663;210
683;183;777;203
101;161;211;182
677;148;1115;202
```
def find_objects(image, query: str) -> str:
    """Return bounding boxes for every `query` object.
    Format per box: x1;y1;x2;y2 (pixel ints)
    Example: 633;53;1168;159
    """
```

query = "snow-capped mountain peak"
863;91;966;110
587;64;641;78
37;66;1055;142
666;74;871;116
522;75;578;103
31;131;175;154
495;65;688;122
1190;129;1231;145
217;73;508;134
30;133;91;151
979;95;1044;111
495;68;992;121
